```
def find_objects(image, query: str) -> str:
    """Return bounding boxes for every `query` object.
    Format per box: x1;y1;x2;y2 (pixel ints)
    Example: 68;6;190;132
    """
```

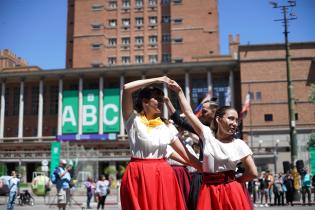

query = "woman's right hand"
168;80;182;93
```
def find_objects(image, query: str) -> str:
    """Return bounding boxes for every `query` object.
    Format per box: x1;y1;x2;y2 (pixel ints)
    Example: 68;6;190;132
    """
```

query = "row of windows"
107;55;158;64
264;113;299;122
2;87;58;116
91;34;181;49
91;0;182;11
91;16;182;30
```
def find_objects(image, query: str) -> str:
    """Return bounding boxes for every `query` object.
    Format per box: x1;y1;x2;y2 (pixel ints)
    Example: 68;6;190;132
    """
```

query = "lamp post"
274;139;280;173
270;0;298;165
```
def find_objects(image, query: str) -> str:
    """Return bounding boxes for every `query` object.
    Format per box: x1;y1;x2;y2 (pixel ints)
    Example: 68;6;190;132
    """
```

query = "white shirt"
125;112;178;158
200;126;253;173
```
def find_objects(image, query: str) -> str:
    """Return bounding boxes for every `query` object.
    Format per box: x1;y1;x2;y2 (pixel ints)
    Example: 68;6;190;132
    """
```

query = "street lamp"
274;139;280;173
270;0;298;165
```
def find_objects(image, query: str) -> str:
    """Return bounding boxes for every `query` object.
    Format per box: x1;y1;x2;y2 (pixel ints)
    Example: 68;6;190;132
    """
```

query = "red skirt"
120;158;186;210
196;171;252;210
171;165;191;210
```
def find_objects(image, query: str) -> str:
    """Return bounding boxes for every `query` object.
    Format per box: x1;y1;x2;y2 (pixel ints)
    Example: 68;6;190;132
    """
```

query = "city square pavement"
1;192;314;210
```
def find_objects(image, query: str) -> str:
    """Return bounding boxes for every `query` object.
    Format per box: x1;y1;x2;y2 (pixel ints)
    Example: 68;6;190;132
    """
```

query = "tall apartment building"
66;0;219;68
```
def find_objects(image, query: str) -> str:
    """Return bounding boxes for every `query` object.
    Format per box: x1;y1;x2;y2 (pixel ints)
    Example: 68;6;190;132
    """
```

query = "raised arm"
168;80;204;137
122;76;170;121
164;96;196;134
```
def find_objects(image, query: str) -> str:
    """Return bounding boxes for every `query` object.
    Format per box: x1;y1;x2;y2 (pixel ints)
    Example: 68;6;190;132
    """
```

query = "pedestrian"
164;93;218;210
84;176;94;209
283;173;294;206
95;174;110;210
54;160;72;210
301;168;311;206
6;170;20;210
120;76;202;210
312;173;315;201
273;173;284;206
168;80;257;210
259;172;269;207
266;170;274;204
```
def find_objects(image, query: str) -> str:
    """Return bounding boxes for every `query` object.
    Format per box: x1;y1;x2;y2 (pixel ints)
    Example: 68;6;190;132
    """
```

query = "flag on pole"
194;90;213;117
240;92;251;118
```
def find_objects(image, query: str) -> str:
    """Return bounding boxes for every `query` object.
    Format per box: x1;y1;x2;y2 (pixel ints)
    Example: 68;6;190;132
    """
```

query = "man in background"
6;170;20;210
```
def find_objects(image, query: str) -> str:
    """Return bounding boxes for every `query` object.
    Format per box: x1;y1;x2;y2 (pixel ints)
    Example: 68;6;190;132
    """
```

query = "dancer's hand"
168;80;182;93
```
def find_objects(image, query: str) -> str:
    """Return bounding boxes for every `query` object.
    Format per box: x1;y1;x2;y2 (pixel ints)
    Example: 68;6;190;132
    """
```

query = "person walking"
6;170;20;210
120;76;201;210
84;176;95;209
168;80;257;210
95;174;110;210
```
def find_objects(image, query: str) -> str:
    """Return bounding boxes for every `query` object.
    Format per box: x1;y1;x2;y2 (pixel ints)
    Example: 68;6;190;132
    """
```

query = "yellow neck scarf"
140;113;163;128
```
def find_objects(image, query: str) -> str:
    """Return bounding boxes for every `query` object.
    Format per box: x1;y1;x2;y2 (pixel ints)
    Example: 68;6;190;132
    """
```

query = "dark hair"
211;106;236;133
134;86;164;113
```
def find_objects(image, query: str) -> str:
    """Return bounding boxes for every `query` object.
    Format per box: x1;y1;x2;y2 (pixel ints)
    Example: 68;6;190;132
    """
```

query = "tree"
308;131;315;148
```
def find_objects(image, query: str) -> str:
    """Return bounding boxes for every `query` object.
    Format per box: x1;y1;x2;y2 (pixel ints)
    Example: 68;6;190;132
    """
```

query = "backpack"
50;168;60;184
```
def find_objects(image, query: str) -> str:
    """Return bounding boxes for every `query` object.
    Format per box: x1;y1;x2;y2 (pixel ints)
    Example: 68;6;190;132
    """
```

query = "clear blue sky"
0;0;314;70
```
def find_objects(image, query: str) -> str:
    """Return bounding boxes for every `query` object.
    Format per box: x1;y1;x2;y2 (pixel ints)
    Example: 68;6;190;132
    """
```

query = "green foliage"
309;84;315;103
308;131;315;148
104;165;117;176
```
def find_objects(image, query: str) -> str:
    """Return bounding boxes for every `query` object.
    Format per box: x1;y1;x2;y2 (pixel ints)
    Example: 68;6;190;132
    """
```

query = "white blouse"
125;112;178;158
200;126;253;173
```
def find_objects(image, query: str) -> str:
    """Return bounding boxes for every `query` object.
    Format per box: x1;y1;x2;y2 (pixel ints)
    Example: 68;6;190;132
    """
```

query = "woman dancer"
120;76;201;210
168;80;257;210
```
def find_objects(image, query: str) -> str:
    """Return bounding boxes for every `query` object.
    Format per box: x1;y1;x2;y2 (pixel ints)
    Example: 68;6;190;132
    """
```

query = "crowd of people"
248;168;315;207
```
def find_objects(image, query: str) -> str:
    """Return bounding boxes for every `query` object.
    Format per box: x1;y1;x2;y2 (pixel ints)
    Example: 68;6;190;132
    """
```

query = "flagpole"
249;83;253;149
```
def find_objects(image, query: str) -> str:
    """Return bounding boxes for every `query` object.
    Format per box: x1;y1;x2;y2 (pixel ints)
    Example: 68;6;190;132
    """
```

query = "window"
5;88;9;116
162;16;171;23
174;37;183;43
174;58;183;63
108;1;117;9
91;43;102;49
173;18;183;24
135;36;144;45
122;18;130;27
31;87;39;115
135;17;144;26
149;0;157;6
149;16;157;25
91;4;104;11
49;86;58;115
122;37;130;46
108;19;117;27
135;0;143;7
162;53;171;63
256;91;262;101
108;57;117;65
122;56;130;64
91;23;102;30
173;0;182;4
162;34;171;42
122;0;130;8
295;113;298;121
149;35;157;44
108;38;117;46
135;55;144;64
13;87;20;115
161;0;170;5
149;55;158;64
264;114;273;121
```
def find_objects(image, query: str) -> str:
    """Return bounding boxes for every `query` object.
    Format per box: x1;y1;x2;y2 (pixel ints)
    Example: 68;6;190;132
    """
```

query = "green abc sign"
62;88;120;134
